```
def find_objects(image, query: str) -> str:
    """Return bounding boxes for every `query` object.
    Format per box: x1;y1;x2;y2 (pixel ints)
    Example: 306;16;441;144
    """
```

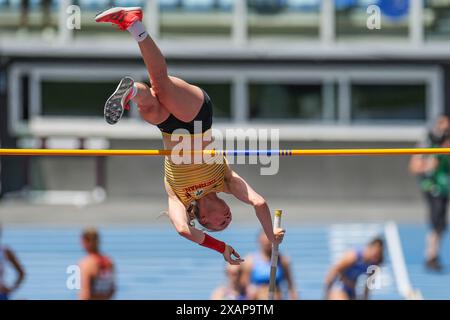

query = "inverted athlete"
95;7;285;265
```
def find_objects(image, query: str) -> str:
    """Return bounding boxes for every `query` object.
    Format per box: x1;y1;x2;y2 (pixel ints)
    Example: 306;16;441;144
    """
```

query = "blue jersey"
342;249;371;282
331;249;371;299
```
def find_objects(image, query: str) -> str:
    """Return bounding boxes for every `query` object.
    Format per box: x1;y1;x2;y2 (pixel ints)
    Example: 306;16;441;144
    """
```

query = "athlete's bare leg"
136;35;204;122
95;7;205;123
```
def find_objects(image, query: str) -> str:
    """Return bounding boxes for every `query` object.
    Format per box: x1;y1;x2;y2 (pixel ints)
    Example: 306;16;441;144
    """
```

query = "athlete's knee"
132;82;152;105
134;82;150;97
149;72;172;100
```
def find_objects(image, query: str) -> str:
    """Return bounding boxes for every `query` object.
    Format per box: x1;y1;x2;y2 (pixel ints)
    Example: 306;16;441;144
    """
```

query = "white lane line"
384;221;422;300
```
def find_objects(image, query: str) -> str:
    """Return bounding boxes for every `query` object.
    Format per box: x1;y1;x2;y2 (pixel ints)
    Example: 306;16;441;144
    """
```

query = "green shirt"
419;145;450;196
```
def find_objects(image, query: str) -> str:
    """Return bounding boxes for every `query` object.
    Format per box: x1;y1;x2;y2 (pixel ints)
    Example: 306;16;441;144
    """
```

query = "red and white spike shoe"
104;77;135;125
95;7;143;30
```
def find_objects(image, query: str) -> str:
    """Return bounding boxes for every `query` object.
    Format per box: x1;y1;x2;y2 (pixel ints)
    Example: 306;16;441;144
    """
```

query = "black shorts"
424;192;449;234
157;89;213;134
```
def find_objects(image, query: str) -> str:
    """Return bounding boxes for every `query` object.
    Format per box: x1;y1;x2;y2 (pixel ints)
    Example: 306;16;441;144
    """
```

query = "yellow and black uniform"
164;156;227;207
160;88;227;207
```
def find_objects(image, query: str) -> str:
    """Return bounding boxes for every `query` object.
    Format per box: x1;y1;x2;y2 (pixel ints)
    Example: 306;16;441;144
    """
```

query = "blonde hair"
187;202;200;227
160;201;201;227
162;201;213;232
187;202;215;232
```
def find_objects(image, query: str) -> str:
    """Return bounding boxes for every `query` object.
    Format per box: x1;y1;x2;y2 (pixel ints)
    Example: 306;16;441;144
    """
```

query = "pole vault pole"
269;209;283;301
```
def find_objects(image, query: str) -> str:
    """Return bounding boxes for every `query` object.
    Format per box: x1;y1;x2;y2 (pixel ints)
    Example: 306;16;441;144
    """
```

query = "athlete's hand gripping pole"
269;209;282;300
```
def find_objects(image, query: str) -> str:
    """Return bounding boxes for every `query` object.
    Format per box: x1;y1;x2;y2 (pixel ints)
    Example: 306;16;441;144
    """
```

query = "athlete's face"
81;237;97;253
366;243;383;265
199;198;232;231
81;238;90;252
437;116;450;134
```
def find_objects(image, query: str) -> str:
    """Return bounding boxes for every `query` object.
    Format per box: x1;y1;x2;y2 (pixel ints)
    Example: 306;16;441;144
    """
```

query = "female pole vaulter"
95;7;285;265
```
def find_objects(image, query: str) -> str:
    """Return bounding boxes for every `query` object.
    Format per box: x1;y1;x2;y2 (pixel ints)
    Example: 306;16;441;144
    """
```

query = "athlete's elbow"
175;224;191;238
18;269;26;282
252;197;267;209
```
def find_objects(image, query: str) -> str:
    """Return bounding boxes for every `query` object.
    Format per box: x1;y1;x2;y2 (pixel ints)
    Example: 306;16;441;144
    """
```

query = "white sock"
127;21;148;43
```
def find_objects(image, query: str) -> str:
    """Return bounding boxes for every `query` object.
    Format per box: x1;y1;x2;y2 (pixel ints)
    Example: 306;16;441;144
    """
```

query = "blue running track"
1;224;449;300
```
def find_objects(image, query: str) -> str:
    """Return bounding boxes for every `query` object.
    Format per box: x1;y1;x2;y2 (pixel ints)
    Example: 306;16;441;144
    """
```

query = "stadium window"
248;83;324;121
351;83;427;123
424;1;450;40
21;75;30;121
248;0;320;40
41;81;130;118
159;0;233;38
190;82;232;120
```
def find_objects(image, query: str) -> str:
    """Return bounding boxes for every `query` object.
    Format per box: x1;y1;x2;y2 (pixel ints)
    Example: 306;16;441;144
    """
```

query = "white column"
323;80;335;121
233;75;248;123
58;0;73;44
146;0;160;39
409;0;424;46
338;78;351;124
29;71;41;119
428;69;444;124
233;0;248;46
320;0;335;45
8;67;22;135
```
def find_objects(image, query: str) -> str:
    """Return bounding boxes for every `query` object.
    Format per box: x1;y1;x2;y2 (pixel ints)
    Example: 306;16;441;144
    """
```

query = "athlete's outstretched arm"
166;192;204;244
224;169;285;245
4;248;25;293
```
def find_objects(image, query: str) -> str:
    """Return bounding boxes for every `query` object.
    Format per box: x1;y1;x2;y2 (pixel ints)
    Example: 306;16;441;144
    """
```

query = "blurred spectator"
324;237;384;300
409;115;450;271
211;264;247;300
248;0;285;14
20;0;52;30
78;228;115;300
0;224;26;300
241;230;298;300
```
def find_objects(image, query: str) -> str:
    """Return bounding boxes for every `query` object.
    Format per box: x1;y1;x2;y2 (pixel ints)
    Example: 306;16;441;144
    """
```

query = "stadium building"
1;0;450;206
